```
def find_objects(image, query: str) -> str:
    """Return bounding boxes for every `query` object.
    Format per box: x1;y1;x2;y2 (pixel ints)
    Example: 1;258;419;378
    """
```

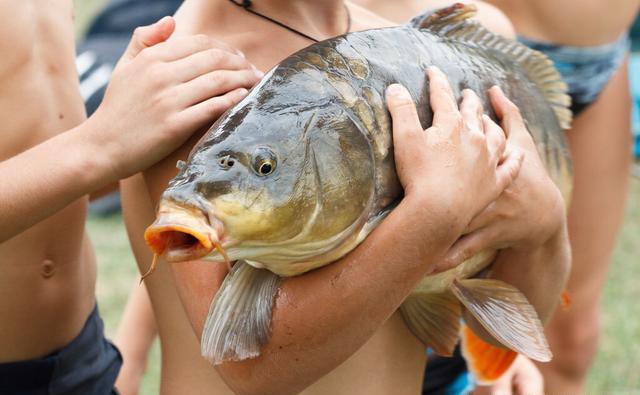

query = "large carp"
144;4;572;382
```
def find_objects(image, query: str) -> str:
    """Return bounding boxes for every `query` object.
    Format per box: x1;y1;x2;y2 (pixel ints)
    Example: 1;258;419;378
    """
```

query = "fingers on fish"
385;84;422;136
427;67;460;125
459;89;484;132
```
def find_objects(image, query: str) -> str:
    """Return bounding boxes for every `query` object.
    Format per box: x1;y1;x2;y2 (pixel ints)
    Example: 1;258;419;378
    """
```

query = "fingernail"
156;16;171;25
254;69;264;78
237;50;246;58
386;83;405;97
427;66;442;77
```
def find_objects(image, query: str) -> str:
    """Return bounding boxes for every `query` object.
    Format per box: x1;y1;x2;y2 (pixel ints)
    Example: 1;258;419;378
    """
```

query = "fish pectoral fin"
460;323;518;384
400;292;461;356
450;278;552;362
201;261;281;365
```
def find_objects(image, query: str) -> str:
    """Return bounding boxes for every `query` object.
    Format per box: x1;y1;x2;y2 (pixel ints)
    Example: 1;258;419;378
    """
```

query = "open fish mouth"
145;222;214;262
143;200;229;279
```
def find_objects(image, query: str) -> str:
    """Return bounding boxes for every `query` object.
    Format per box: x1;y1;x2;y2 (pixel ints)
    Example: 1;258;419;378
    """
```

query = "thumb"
489;86;525;136
122;16;176;61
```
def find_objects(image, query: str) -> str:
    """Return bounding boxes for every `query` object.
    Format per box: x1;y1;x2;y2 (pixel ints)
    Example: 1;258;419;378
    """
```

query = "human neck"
235;0;350;41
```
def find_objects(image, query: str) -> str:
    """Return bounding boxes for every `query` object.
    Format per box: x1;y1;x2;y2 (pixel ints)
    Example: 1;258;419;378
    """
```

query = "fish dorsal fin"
408;2;477;30
412;3;572;129
399;291;461;356
201;261;281;364
450;278;552;362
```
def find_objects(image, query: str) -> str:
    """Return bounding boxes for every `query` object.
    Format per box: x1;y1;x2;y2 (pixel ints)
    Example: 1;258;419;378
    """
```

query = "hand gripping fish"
144;4;573;383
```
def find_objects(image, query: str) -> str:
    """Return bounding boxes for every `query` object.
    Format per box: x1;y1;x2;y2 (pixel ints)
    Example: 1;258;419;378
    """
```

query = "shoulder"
347;2;398;31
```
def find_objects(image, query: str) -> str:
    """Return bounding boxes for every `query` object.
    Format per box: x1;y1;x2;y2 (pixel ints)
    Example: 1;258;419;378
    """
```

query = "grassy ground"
88;180;640;394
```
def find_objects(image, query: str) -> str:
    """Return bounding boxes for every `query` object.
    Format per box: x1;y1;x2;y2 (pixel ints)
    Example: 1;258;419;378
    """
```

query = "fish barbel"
143;4;572;382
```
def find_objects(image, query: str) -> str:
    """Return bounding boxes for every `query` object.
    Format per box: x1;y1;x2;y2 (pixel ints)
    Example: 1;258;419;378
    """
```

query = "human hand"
442;86;566;265
90;16;262;180
386;67;523;254
473;355;544;395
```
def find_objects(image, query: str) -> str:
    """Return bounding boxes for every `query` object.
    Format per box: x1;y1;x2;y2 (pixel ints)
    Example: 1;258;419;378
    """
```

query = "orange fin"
400;291;461;356
461;324;517;384
560;290;572;310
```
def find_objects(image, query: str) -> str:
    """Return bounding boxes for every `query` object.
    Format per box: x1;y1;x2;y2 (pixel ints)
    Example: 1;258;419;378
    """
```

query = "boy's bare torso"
0;0;96;362
121;1;431;394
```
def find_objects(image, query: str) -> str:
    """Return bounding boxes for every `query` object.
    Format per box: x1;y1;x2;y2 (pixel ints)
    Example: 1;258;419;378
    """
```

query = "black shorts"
0;305;122;395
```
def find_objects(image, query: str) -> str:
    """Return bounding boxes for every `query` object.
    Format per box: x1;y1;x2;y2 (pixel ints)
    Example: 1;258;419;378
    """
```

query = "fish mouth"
144;200;224;264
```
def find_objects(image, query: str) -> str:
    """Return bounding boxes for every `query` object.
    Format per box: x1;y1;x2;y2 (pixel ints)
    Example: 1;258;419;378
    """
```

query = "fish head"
145;82;376;273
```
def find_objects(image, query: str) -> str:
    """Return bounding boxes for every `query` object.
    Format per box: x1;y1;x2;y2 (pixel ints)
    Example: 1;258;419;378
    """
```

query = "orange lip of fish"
142;200;229;280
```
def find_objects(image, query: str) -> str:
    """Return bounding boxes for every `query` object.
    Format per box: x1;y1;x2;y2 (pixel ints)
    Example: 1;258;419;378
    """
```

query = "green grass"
88;179;640;394
586;177;640;394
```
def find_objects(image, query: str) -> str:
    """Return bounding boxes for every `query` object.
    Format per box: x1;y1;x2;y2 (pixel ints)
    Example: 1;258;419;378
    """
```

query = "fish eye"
252;148;277;176
218;155;235;169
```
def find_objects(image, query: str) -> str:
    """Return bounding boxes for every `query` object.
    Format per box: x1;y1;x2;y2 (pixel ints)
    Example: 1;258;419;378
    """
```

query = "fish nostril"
218;155;235;169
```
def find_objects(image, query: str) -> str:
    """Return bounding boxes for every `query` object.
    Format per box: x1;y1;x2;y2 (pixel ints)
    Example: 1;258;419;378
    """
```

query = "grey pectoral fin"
201;260;281;365
400;292;461;356
450;278;552;362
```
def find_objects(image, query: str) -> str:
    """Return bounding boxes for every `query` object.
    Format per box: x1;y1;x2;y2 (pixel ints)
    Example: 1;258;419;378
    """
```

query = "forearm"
0;118;113;241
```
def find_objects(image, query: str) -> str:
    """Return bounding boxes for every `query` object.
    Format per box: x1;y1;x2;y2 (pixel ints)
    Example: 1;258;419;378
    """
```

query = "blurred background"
73;1;640;394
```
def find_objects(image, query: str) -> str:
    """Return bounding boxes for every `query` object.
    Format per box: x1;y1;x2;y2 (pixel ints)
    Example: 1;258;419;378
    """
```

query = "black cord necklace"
228;0;351;43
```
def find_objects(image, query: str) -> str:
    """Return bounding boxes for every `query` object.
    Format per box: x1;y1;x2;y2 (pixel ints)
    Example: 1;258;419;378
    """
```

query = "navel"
41;259;57;279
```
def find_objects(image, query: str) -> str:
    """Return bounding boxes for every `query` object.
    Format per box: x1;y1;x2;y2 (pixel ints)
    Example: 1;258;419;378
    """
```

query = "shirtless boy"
121;1;570;394
0;2;261;393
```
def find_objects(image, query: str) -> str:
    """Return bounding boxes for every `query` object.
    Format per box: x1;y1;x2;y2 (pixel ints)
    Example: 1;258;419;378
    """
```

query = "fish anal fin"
400;292;461;356
461;323;518;384
201;261;281;365
450;278;552;362
411;3;572;129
